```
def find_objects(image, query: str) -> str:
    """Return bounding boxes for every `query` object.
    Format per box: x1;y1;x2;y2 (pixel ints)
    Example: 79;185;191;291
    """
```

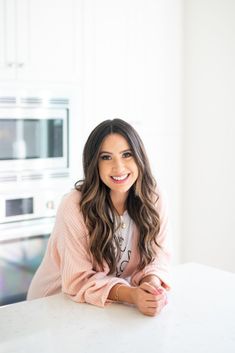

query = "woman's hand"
140;274;161;289
131;282;167;317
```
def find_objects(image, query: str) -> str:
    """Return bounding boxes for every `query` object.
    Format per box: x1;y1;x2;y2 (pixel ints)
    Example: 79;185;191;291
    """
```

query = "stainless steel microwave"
0;96;69;174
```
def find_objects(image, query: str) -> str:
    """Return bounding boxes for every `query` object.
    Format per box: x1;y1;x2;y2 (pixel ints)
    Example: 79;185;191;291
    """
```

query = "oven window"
6;197;33;217
0;119;63;160
0;235;49;306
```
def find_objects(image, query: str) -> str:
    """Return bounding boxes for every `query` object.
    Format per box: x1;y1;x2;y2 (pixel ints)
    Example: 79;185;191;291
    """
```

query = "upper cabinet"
0;0;16;80
0;0;80;83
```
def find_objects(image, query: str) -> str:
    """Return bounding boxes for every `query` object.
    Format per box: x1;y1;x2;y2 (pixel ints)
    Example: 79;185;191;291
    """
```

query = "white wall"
182;0;235;271
76;0;183;264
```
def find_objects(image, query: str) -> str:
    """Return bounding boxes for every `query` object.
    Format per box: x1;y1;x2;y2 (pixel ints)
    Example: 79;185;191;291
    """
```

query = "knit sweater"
27;188;171;307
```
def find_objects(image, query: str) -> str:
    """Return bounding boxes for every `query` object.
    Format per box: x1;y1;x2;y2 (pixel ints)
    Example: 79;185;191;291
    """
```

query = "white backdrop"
71;0;183;265
182;0;235;272
70;0;235;272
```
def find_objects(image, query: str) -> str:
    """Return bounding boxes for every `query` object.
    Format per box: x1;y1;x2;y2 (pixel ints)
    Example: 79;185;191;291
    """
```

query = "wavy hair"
75;119;161;274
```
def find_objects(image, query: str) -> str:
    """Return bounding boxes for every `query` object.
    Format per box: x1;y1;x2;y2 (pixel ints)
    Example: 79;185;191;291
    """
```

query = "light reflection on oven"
0;235;49;306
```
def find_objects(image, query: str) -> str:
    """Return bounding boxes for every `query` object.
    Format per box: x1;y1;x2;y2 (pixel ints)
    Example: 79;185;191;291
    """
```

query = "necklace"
115;214;127;248
120;215;126;229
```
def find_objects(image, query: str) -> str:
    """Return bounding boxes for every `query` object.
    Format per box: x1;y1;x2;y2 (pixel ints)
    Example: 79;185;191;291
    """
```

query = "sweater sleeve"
53;192;129;307
130;188;172;289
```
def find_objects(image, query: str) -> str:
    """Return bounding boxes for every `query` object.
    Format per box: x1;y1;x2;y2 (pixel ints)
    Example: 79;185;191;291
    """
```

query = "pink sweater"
27;189;171;307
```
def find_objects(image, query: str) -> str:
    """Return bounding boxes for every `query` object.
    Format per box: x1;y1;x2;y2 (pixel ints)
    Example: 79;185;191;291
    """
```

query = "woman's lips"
110;174;130;184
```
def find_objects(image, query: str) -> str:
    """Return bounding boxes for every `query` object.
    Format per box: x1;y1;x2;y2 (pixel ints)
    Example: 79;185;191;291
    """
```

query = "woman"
27;119;171;316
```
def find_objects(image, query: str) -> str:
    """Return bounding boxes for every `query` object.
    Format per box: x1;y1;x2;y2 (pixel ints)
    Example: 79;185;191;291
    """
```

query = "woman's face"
98;133;139;196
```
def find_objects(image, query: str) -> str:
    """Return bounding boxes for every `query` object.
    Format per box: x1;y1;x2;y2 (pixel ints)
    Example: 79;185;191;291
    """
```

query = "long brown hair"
75;119;160;273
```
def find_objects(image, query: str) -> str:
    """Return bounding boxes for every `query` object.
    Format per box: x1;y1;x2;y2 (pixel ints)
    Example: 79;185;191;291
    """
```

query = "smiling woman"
98;133;139;205
27;119;171;317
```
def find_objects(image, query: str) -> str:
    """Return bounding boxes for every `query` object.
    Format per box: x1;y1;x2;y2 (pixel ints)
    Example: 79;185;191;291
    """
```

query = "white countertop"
0;263;235;353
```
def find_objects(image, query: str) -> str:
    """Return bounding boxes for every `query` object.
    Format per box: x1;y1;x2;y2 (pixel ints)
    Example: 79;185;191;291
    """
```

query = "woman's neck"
110;191;128;215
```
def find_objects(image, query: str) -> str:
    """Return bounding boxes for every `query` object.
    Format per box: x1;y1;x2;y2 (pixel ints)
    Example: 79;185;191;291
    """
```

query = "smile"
110;174;130;183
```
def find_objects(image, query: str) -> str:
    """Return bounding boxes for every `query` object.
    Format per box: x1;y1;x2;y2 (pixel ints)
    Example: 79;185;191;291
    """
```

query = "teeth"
112;174;128;181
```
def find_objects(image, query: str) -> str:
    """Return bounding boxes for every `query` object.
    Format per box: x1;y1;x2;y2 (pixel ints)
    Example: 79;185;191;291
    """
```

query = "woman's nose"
112;158;125;173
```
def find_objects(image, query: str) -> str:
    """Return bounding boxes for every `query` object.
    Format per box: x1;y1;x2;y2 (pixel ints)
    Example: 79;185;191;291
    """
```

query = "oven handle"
0;218;55;242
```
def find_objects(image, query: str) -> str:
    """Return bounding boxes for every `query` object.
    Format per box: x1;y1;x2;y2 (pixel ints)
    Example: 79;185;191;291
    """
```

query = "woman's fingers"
161;282;171;291
139;282;157;294
134;283;168;316
140;282;166;303
143;304;165;317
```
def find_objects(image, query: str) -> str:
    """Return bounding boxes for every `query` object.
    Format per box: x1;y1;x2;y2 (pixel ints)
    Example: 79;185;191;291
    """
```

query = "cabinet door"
0;0;17;80
17;0;79;82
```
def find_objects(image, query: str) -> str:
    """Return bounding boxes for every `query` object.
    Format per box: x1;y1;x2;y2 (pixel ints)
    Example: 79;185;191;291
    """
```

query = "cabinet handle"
6;62;14;68
6;62;25;68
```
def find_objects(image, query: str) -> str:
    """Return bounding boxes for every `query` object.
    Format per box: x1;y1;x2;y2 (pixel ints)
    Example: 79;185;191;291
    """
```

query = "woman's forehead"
99;133;130;152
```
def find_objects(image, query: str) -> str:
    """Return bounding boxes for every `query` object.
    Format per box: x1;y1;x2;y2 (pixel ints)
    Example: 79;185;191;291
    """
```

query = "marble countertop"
0;263;235;353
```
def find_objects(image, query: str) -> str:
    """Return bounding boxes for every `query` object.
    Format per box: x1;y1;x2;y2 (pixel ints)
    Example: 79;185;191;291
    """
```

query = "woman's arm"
54;191;129;307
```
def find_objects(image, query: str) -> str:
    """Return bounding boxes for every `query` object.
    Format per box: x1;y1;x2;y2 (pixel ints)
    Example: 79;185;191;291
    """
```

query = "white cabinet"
0;0;79;83
0;0;17;80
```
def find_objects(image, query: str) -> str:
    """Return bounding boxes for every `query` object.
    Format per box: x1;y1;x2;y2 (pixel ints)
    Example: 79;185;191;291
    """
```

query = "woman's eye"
123;151;132;158
100;155;111;160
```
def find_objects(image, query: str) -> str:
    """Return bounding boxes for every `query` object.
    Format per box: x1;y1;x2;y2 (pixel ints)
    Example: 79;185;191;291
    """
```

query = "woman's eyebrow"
99;151;112;155
99;149;131;155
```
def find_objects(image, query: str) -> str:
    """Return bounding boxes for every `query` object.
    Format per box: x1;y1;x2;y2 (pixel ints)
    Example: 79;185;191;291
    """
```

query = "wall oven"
0;91;73;306
0;187;65;306
0;95;69;178
0;173;70;306
0;218;54;306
